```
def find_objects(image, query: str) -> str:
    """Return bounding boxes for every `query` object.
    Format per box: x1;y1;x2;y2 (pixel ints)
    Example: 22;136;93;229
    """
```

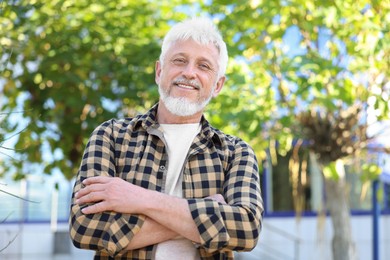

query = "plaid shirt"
69;104;263;260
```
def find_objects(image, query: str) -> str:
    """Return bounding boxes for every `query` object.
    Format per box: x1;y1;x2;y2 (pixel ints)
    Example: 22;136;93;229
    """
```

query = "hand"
75;176;146;214
206;194;227;204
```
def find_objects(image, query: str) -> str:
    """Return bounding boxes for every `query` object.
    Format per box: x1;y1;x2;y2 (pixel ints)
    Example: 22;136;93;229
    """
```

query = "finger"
81;201;108;214
75;183;105;199
76;191;104;205
82;176;111;185
208;194;227;204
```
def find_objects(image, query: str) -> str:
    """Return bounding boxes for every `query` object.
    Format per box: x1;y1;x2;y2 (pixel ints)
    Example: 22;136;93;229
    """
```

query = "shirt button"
159;165;166;171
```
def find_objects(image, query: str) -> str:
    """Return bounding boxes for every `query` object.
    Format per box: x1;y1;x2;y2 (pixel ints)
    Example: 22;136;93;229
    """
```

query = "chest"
113;132;226;198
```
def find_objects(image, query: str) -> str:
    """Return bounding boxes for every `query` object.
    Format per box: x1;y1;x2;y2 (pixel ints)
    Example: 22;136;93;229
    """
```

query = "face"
155;39;225;117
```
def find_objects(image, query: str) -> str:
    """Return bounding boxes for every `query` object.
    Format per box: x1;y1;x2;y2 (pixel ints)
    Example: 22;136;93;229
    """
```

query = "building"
1;149;389;259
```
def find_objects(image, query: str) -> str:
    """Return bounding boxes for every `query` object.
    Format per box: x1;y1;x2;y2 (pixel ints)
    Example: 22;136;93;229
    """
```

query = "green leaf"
361;163;382;182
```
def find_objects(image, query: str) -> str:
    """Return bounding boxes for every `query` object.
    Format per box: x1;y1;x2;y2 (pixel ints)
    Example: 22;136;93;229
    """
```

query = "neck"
157;101;203;124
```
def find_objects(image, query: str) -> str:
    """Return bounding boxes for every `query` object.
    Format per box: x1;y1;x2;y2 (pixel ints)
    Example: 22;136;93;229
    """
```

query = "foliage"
361;162;382;182
203;0;389;160
0;0;194;180
1;0;389;180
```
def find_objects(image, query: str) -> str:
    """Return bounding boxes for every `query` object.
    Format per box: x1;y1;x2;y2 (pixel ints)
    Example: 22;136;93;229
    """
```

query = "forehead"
166;39;220;63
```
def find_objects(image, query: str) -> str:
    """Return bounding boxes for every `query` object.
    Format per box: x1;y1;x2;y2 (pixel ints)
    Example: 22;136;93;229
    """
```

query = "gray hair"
159;17;228;78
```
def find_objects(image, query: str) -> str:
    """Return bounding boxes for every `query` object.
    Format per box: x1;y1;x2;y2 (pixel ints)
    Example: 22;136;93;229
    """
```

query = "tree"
203;1;389;259
0;0;193;180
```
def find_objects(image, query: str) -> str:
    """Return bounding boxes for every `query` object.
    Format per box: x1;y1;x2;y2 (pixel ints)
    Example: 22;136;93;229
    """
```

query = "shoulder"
91;115;143;137
207;126;259;175
210;126;253;151
93;104;158;135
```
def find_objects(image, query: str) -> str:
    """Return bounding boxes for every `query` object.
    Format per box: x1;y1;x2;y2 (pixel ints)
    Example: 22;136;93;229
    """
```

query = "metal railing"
261;222;301;260
236;222;301;260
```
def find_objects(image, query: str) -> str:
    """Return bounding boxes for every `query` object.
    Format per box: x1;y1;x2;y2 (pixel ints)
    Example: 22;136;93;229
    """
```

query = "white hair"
159;17;228;78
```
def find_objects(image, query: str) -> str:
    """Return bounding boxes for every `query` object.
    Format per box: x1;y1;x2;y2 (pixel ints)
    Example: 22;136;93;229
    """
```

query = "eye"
199;63;211;71
172;58;186;65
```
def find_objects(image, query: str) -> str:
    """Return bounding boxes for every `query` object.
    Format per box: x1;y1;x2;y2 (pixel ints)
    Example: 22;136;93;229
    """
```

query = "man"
69;17;263;260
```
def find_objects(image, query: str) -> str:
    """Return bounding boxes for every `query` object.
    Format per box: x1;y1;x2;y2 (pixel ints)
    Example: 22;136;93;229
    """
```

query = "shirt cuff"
187;198;229;252
102;213;146;256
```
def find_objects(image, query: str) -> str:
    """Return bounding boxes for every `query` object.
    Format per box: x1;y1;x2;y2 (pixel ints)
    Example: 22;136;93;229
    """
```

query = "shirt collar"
135;103;219;141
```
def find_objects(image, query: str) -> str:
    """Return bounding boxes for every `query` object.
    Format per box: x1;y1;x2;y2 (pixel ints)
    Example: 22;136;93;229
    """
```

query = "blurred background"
1;0;389;259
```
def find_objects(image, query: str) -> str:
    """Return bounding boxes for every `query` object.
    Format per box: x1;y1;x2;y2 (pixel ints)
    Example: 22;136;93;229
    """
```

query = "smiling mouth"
173;78;200;90
175;83;198;90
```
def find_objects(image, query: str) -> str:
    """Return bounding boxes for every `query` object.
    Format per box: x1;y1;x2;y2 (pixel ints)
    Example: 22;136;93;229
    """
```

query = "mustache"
173;77;201;90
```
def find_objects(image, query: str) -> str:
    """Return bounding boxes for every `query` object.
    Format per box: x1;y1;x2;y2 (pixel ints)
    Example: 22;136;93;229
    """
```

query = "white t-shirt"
154;123;201;260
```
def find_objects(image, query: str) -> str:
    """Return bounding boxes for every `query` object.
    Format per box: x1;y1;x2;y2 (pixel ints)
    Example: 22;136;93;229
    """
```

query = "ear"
212;76;226;97
155;60;162;85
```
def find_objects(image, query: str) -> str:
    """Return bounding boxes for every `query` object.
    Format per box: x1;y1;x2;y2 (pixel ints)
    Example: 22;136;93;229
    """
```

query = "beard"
158;79;214;117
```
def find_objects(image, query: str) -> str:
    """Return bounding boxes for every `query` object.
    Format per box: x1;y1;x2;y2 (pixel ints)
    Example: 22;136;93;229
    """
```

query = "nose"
182;63;196;79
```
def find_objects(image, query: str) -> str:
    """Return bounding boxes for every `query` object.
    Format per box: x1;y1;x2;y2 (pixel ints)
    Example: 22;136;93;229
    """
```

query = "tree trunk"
324;175;358;260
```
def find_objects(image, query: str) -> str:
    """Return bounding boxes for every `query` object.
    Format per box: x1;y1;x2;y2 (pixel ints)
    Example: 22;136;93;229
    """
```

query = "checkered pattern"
69;104;263;260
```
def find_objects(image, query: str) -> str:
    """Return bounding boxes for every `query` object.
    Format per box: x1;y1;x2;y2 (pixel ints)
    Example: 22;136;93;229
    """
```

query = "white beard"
158;85;213;117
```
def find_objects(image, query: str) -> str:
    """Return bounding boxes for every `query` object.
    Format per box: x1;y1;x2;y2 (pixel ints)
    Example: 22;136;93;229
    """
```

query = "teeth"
177;84;194;89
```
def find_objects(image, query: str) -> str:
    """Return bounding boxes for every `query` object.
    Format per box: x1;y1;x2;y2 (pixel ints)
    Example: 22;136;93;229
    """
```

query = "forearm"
142;191;201;243
127;194;227;250
77;177;201;244
188;198;262;252
70;203;146;256
126;217;179;250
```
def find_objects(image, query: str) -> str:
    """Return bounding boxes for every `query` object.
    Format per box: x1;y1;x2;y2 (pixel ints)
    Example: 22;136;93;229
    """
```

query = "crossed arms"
75;177;228;250
69;119;263;257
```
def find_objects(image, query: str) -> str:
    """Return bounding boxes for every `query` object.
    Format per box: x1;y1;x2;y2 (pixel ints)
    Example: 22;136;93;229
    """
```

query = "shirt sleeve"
69;120;145;257
187;140;263;253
